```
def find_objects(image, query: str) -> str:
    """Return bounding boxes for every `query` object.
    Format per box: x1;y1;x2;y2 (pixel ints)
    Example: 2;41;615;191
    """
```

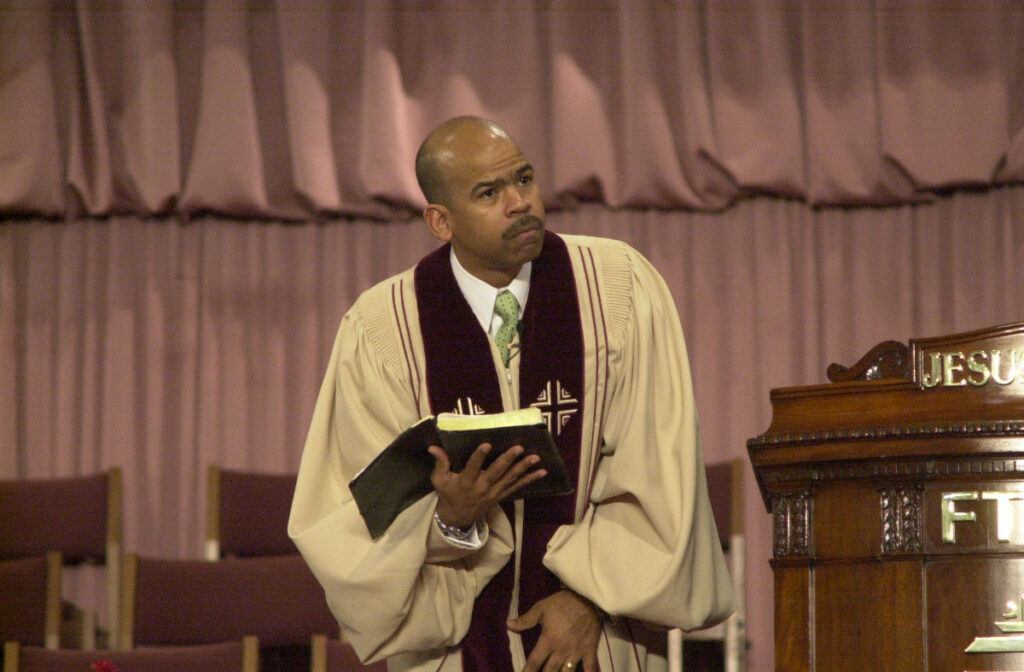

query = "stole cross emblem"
530;380;578;436
451;398;487;416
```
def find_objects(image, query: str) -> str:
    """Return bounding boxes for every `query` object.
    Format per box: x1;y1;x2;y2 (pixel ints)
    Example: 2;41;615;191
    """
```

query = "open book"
349;407;573;539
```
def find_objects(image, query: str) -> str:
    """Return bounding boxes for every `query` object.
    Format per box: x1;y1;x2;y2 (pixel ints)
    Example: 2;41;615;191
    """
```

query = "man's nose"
505;185;531;215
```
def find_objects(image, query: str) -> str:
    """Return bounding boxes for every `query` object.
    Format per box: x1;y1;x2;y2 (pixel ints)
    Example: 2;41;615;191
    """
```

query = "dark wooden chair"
121;554;339;672
4;636;259;672
0;552;62;651
204;466;298;560
0;469;123;648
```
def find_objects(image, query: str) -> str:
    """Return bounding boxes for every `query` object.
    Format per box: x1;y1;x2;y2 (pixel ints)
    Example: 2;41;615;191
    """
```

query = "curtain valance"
1;1;1022;218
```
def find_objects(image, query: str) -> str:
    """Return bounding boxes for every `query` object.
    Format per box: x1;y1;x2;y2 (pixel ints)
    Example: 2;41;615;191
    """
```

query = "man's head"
416;116;545;288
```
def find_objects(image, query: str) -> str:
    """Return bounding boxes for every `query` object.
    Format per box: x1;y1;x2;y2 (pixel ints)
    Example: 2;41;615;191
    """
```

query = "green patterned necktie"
493;290;520;366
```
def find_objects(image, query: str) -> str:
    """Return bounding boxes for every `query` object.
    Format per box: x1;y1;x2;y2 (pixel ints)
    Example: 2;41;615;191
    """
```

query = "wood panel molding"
880;485;923;554
771;492;811;558
758;456;1024;488
748;419;1024;448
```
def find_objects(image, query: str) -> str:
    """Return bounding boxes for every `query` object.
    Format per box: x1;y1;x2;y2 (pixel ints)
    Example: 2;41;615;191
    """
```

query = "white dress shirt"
450;249;530;337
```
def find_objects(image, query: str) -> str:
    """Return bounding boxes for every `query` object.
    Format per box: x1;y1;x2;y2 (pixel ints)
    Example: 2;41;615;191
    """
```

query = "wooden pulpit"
748;322;1024;671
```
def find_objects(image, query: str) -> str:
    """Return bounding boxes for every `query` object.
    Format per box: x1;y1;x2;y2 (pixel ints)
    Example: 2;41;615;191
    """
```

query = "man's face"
432;129;545;287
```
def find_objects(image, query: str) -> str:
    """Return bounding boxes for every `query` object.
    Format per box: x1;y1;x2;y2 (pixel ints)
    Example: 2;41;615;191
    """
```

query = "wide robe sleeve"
544;244;736;632
288;281;515;663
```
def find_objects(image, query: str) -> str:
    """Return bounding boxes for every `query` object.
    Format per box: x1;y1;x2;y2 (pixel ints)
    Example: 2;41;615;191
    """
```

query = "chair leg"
668;628;682;672
311;634;327;672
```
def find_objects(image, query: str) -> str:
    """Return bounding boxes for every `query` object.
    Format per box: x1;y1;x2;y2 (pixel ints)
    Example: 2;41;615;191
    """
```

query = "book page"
435;406;543;431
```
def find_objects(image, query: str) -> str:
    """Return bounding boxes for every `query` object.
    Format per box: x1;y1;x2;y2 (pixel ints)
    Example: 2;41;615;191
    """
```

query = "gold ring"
564;663;576;670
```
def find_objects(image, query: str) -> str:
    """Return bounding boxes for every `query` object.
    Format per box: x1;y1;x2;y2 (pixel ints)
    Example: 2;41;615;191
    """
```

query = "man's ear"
424;205;452;242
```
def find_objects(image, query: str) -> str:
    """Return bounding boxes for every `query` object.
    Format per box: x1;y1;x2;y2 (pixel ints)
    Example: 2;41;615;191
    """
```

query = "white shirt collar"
449;248;531;335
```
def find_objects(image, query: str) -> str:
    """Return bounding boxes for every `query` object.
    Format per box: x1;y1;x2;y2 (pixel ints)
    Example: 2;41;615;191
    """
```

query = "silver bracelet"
433;511;477;541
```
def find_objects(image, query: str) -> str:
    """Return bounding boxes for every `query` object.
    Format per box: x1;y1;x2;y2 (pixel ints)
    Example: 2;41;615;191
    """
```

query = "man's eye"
480;189;496;199
519;175;533;185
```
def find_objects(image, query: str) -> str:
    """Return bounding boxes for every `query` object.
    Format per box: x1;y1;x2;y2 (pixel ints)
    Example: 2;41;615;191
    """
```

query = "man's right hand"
429;442;547;529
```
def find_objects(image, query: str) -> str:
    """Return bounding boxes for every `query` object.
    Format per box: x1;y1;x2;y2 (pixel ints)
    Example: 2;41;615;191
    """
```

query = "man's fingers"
460;442;494;476
498;467;547;500
506;605;541;633
541;653;575;672
428;445;451;474
484;444;543;483
480;443;527;477
490;447;544;499
449;443;541;485
519;640;551;672
513;590;603;672
431;442;547;526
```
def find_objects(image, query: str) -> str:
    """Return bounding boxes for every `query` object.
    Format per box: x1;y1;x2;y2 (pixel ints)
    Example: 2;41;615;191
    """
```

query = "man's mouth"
503;215;544;240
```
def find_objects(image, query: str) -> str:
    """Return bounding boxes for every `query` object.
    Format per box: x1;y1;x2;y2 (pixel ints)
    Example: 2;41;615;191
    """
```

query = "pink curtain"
1;1;1022;217
4;3;1024;671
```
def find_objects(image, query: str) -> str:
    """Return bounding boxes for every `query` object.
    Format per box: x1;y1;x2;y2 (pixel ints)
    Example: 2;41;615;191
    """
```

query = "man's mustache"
502;215;545;240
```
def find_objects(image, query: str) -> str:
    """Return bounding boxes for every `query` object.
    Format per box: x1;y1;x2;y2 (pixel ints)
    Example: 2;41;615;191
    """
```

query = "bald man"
290;117;734;672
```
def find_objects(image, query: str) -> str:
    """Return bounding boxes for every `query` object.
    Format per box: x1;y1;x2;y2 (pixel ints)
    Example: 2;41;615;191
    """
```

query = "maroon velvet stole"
414;231;585;672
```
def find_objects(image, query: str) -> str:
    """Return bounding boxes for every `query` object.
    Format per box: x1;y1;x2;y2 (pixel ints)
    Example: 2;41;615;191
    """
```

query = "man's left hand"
506;589;604;672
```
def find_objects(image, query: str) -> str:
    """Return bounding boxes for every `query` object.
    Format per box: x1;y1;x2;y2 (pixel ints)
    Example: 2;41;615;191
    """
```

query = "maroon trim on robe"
414;232;585;672
415;245;505;415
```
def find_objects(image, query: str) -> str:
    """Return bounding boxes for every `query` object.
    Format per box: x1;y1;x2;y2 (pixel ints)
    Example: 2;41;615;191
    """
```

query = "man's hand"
506;589;604;672
430;442;547;528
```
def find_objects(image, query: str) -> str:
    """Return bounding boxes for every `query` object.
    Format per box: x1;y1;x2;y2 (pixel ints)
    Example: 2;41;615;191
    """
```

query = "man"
289;116;734;672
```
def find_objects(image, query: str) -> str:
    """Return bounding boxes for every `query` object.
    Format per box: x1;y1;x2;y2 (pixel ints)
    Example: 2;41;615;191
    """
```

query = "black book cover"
349;409;573;539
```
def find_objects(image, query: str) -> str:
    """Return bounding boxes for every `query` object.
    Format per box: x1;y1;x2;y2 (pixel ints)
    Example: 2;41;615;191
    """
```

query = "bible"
349;406;573;539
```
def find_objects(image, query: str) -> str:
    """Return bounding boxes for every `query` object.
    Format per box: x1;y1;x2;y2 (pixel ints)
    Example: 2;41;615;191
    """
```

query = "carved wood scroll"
827;339;911;382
